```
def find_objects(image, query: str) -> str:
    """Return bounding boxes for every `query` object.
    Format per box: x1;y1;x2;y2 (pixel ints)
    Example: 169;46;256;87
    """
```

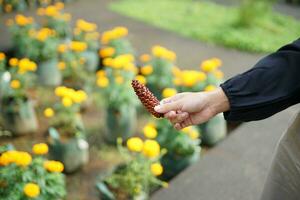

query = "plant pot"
81;50;99;72
0;99;38;136
105;106;137;144
160;148;200;180
199;113;227;146
37;59;62;86
96;166;149;200
48;128;89;173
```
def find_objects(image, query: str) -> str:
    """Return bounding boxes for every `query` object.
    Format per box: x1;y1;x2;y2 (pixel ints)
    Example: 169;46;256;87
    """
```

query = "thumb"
154;100;182;114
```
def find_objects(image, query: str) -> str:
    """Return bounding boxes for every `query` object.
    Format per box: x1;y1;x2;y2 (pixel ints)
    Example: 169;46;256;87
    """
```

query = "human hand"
154;88;230;130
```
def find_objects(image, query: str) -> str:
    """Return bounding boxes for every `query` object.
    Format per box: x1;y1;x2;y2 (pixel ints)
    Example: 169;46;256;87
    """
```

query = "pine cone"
131;80;163;118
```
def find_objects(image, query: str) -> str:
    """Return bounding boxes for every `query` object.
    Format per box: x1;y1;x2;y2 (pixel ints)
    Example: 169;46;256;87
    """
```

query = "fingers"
169;112;189;124
160;93;184;105
154;100;182;114
174;118;193;130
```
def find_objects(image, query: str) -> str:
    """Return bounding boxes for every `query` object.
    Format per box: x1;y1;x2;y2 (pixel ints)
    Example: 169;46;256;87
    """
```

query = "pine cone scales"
131;80;163;118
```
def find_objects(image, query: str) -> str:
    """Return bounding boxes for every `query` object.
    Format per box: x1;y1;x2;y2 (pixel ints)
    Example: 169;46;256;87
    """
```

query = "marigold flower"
103;58;113;66
76;19;97;32
140;54;151;63
204;85;216;92
135;75;147;85
58;62;66;70
44;108;55;118
150;162;163;176
213;70;224;79
45;5;59;17
0;52;6;61
97;77;109;88
57;44;68;53
201;59;220;73
70;41;87;52
188;130;199;140
140;65;153;76
10;80;21;89
143;124;158;139
9;58;19;67
96;70;106;77
15;14;32;26
55;2;64;10
55;86;67;97
99;47;115;58
127;137;144;152
15;151;32;167
152;45;176;61
32;143;49;155
44;160;64;172
115;76;124;84
72;90;88;103
24;183;40;198
62;97;73;107
162;88;177;98
5;4;12;12
143;139;160;158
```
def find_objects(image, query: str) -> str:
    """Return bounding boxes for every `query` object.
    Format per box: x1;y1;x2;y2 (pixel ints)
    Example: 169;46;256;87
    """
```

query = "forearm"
220;38;300;122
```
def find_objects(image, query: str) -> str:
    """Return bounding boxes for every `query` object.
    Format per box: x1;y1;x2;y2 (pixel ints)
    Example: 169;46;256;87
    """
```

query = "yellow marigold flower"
182;126;192;134
45;5;58;17
36;28;55;42
0;52;6;60
150;162;163;176
54;86;66;97
5;4;12;12
58;62;66;70
213;70;224;79
70;41;87;52
15;151;32;167
115;76;124;84
127;137;144;152
143;139;160;158
189;130;199;140
15;14;32;26
99;47;115;58
162;88;177;98
32;143;49;155
62;97;73;107
173;78;182;86
10;80;21;89
57;44;68;53
197;72;207;82
181;70;199;87
143;124;158;139
0;150;18;166
8;58;18;67
55;2;64;10
140;54;151;63
24;183;40;198
76;19;97;32
114;26;128;37
44;108;55;118
204;85;216;92
152;45;176;61
172;66;181;76
162;182;169;188
201;59;218;73
211;58;222;68
97;77;109;88
103;58;113;66
72;90;88;103
44;160;64;172
96;70;106;77
140;65;153;76
135;75;147;85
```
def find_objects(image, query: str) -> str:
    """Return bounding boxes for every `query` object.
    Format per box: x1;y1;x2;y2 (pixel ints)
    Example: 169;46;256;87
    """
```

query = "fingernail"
154;105;161;111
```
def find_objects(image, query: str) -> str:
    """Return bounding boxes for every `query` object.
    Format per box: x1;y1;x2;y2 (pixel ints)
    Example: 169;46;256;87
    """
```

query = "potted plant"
0;143;66;199
144;119;201;180
96;54;139;144
8;14;37;58
97;137;168;200
140;45;176;99
73;19;100;72
0;57;38;136
37;3;72;41
198;58;227;146
44;86;89;173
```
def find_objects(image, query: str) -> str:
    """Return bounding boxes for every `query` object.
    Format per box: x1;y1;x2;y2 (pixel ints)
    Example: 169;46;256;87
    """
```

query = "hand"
154;88;230;130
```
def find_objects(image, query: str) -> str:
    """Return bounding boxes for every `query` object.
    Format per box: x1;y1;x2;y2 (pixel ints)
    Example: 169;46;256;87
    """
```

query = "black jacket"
220;38;300;122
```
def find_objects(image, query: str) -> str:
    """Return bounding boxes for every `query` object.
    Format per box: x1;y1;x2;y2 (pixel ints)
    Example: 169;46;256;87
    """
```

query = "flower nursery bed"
0;2;240;200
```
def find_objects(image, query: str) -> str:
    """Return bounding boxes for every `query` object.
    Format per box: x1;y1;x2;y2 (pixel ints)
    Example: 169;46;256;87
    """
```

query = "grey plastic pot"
1;99;38;136
37;59;62;86
199;113;227;146
104;106;137;144
48;128;89;173
81;50;99;72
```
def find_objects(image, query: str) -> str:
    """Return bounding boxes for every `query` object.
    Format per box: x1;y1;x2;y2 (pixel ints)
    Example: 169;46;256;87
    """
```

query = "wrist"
207;87;230;115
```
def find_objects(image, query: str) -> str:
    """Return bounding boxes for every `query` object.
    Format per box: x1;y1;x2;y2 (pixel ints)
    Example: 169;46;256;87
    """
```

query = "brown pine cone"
131;80;163;118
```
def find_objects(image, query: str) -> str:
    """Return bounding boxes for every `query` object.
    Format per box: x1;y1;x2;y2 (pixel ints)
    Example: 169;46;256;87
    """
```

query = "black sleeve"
220;38;300;122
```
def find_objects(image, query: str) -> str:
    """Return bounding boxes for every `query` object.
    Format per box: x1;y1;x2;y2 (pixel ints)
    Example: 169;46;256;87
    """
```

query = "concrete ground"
0;0;299;199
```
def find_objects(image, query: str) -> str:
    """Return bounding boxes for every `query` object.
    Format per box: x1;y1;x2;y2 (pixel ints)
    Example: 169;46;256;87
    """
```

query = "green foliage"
109;38;135;56
155;119;200;157
110;0;300;53
0;152;66;200
103;141;164;198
